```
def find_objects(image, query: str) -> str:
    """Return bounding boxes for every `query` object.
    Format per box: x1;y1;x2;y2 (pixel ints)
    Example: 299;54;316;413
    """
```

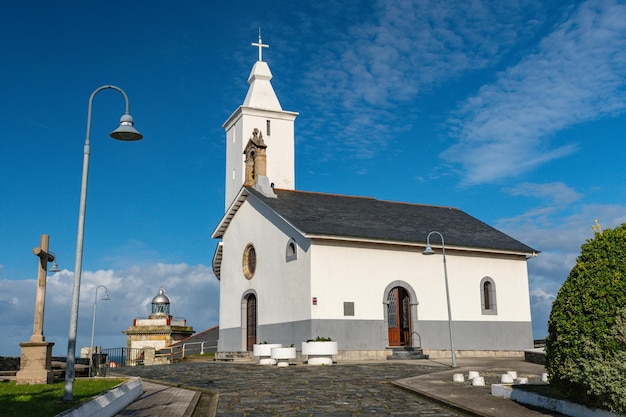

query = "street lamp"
48;259;61;273
64;85;142;401
88;285;110;377
423;231;457;368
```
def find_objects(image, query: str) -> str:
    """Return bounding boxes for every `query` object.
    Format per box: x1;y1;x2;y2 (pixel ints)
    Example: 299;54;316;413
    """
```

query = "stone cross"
252;29;269;62
31;234;55;343
17;234;56;385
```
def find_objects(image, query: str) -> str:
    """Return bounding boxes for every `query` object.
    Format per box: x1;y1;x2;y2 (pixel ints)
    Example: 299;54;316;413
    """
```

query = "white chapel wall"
309;240;531;323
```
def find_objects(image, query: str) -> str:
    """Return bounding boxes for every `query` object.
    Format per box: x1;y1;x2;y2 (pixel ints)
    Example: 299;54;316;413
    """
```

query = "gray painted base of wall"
218;319;533;352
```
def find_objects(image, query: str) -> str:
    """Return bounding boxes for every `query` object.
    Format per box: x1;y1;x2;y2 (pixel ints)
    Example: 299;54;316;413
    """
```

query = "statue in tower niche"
244;128;266;186
251;127;265;146
244;128;276;198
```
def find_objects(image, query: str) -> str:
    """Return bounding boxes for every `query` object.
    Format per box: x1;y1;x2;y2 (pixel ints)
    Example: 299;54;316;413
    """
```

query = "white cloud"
497;201;626;338
505;182;582;205
530;287;556;302
0;263;218;357
444;0;626;184
298;0;547;158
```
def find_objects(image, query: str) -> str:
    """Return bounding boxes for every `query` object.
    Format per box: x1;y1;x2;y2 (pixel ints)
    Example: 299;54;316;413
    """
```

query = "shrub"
565;308;626;414
306;336;332;342
545;222;626;412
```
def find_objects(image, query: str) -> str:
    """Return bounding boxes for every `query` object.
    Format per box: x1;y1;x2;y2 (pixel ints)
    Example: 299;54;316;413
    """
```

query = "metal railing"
102;342;217;366
101;347;145;368
180;341;216;357
164;341;217;361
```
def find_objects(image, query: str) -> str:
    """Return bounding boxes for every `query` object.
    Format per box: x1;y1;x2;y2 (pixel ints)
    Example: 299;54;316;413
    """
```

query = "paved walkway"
110;358;567;416
113;382;201;416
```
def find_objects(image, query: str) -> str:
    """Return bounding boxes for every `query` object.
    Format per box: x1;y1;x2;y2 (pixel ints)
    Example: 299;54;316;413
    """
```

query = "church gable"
212;187;309;279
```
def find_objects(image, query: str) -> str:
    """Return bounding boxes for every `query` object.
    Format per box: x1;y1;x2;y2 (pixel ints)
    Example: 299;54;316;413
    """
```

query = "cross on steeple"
251;28;269;62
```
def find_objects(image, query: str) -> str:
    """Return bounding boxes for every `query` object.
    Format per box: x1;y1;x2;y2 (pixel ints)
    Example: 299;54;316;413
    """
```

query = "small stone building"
123;288;194;353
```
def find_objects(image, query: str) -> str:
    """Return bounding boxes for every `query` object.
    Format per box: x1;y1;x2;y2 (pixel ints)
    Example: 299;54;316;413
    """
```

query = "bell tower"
222;33;298;209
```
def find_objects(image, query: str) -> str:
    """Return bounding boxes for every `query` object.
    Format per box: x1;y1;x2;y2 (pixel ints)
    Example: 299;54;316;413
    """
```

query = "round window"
242;244;256;279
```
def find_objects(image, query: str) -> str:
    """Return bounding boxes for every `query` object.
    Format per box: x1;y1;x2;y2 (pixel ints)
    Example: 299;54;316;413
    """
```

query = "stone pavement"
113;381;202;417
110;358;567;416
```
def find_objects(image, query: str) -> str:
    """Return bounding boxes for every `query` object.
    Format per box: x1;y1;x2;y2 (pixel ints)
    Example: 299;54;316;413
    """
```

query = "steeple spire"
243;30;281;110
251;28;269;62
222;33;298;209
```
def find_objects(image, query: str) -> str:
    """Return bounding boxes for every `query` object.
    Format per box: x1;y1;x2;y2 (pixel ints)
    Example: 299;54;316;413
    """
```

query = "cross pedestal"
16;341;55;384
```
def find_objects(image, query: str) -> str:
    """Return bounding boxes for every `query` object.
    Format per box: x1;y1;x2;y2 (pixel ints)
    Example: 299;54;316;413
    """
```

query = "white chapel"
211;36;538;360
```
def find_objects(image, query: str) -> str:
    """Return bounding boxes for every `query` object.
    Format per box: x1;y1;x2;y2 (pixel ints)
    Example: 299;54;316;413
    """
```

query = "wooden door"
246;294;257;351
387;287;411;346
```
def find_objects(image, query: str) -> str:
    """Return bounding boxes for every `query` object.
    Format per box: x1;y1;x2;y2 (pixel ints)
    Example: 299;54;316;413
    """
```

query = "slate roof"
244;187;537;255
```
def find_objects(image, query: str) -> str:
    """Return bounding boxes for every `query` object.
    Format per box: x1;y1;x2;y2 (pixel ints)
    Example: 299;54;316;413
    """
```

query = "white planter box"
270;347;296;367
253;344;282;365
301;341;338;365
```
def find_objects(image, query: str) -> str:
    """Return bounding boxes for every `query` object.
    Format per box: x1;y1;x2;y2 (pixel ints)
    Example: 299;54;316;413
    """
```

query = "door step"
386;347;429;360
214;351;254;362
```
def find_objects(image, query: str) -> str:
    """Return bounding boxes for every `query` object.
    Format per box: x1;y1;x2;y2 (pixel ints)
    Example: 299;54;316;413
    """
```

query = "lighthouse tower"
123;288;194;361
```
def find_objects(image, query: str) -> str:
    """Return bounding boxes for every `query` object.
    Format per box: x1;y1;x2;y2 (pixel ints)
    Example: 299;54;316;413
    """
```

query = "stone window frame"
242;243;257;280
480;276;497;315
285;238;297;262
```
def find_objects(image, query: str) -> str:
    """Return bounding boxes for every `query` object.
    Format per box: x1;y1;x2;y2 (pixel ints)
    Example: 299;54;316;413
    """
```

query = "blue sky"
1;0;626;357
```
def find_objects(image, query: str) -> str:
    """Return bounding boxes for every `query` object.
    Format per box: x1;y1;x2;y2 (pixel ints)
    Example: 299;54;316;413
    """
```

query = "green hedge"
545;223;626;413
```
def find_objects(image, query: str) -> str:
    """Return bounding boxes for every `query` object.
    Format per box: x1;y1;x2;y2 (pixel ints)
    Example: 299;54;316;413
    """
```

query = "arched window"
285;238;297;262
480;277;497;315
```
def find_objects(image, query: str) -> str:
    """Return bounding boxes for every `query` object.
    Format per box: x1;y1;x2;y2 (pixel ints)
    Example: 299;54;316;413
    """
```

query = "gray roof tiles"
248;187;537;254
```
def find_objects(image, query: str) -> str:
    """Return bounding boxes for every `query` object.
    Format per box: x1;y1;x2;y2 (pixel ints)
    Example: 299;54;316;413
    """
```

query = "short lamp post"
423;231;457;368
64;85;143;401
88;285;110;377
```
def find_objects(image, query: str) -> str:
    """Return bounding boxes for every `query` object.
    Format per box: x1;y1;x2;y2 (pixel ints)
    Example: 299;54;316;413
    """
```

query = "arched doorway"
245;294;257;351
387;286;412;346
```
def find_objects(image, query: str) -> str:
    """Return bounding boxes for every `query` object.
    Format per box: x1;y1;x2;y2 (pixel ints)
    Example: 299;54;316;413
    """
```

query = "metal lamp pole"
88;285;110;377
64;85;142;401
423;231;457;368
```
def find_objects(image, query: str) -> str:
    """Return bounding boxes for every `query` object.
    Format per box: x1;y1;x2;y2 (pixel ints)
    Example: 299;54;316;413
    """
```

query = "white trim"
212;242;223;280
212;187;250;238
306;234;536;257
223;106;298;130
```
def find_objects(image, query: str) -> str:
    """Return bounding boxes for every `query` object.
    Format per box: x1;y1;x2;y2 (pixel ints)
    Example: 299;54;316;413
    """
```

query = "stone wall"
0;357;20;371
524;348;546;365
0;356;90;371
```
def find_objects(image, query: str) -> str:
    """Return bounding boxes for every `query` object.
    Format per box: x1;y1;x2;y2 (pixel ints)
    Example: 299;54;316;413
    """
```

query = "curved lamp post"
64;85;142;401
88;285;110;377
423;231;457;368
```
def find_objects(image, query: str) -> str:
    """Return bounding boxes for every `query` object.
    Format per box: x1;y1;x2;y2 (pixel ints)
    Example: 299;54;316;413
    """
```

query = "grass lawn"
0;378;126;417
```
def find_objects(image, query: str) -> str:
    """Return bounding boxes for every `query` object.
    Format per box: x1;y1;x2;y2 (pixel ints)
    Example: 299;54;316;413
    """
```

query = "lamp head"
102;293;111;301
110;114;143;141
49;261;61;273
423;245;435;255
